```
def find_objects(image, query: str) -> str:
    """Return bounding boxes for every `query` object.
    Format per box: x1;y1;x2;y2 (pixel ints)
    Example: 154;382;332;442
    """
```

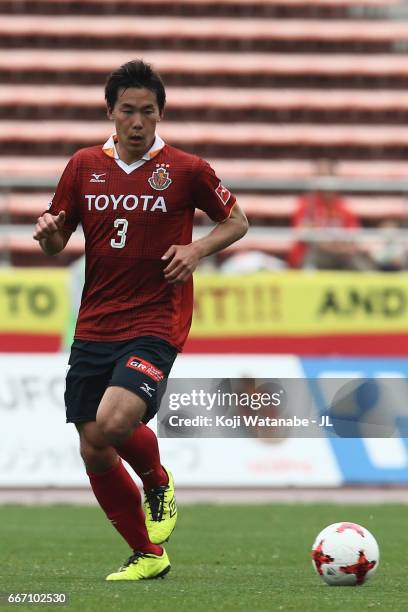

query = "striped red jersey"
48;141;236;350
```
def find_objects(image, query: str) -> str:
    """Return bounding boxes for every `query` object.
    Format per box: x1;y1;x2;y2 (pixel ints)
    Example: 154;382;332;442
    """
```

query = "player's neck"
116;137;155;165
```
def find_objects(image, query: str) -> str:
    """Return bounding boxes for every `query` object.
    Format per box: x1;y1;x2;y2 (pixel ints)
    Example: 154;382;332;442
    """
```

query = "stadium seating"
3;16;408;42
14;0;400;5
2;50;408;77
1;0;408;265
4;120;408;148
3;85;408;113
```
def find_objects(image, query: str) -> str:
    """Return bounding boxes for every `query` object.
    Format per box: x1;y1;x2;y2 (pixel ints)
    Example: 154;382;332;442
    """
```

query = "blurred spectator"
288;160;374;270
371;219;408;272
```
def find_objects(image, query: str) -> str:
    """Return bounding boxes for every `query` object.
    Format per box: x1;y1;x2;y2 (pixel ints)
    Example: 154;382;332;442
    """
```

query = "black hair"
105;59;166;113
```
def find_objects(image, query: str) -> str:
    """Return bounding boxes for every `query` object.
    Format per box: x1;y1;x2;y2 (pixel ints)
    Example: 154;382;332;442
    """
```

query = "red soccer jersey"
48;141;236;350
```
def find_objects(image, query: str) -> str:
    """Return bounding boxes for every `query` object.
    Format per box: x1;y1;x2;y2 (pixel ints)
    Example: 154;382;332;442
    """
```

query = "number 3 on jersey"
111;218;128;249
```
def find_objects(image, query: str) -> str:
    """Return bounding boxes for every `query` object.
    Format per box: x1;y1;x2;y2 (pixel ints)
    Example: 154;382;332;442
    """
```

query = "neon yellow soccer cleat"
144;468;178;544
105;549;170;581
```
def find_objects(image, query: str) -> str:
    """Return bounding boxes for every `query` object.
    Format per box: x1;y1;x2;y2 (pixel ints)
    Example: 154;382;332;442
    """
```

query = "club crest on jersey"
148;164;172;191
215;182;231;206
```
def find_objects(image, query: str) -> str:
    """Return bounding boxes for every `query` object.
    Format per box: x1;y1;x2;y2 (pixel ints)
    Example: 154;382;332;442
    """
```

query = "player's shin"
87;458;161;555
115;423;168;490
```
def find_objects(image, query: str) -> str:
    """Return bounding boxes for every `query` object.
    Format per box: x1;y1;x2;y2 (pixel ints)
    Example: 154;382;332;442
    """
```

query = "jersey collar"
102;134;165;173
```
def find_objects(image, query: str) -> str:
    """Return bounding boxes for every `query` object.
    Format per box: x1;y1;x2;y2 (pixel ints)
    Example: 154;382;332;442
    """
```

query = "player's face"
108;87;163;164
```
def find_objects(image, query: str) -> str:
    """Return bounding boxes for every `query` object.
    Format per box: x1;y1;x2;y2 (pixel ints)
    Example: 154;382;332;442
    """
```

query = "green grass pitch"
0;503;407;611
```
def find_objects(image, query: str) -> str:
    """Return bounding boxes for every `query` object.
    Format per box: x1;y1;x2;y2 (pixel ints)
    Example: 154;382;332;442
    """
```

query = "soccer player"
33;60;248;581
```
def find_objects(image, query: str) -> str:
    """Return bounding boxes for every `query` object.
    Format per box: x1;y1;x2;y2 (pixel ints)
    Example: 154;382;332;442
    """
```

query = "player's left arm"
162;202;248;284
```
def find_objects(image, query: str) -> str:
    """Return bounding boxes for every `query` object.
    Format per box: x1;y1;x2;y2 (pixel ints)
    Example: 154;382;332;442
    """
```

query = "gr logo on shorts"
126;356;164;382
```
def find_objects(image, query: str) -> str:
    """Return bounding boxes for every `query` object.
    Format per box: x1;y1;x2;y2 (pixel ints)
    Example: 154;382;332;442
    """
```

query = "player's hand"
162;243;200;284
33;211;66;241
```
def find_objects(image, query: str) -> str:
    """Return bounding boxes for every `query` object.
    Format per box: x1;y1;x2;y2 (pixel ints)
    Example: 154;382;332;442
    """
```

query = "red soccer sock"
115;423;168;491
88;458;162;555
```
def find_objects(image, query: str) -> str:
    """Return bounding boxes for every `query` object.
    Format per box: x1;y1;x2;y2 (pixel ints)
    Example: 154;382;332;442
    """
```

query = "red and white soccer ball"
311;522;379;586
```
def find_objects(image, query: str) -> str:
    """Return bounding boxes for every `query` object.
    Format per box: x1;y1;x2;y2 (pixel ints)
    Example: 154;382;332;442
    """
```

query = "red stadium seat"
26;0;401;6
223;237;293;255
3;86;408;112
1;193;54;216
1;16;408;42
1;50;408;76
234;195;408;219
6;234;84;255
3;121;408;147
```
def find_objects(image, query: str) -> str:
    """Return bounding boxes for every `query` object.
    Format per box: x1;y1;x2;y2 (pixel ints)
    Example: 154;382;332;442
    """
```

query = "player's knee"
79;438;116;473
79;439;98;463
96;387;145;445
96;412;135;446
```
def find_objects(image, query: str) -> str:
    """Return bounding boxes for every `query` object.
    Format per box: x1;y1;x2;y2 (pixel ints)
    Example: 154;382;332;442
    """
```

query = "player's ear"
107;106;114;120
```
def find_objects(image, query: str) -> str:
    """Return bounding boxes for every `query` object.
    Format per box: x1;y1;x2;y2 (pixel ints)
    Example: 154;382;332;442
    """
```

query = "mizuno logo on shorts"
140;382;155;397
126;356;164;382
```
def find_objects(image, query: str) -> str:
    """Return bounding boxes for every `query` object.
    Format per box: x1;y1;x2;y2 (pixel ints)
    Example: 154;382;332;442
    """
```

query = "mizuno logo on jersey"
148;164;172;191
85;194;167;212
90;173;106;183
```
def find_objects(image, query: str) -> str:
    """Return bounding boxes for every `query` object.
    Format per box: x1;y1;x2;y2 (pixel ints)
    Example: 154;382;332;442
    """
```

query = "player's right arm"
33;156;80;255
33;210;72;255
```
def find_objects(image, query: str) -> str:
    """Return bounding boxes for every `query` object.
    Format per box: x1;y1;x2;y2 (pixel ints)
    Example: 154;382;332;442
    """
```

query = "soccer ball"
311;522;379;586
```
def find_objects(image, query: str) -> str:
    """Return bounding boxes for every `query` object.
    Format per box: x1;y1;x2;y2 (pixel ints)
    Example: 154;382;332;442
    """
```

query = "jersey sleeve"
46;156;80;232
191;159;236;222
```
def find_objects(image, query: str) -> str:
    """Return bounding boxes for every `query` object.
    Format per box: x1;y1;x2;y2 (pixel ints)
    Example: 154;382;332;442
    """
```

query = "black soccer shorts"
64;335;178;425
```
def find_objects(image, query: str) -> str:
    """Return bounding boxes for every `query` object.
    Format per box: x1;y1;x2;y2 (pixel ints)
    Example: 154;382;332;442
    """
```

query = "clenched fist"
33;210;66;241
161;243;200;284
